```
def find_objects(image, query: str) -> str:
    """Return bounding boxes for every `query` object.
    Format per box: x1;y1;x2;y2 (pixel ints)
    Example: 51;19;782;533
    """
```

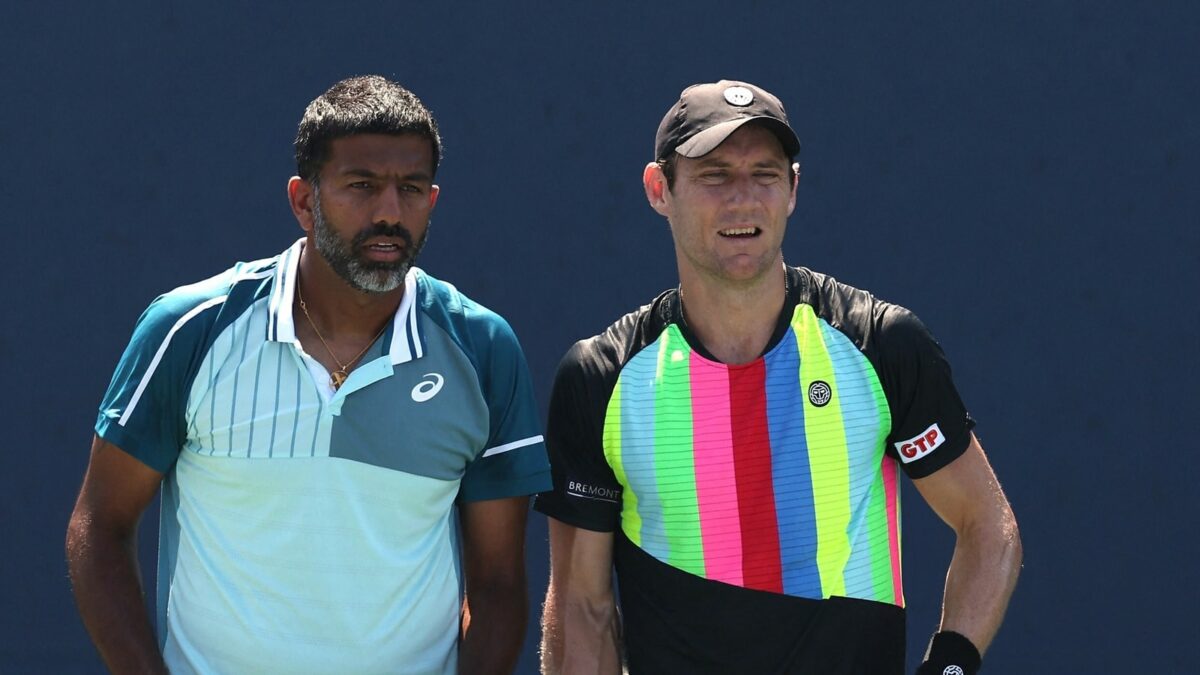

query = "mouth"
718;227;761;238
360;238;407;262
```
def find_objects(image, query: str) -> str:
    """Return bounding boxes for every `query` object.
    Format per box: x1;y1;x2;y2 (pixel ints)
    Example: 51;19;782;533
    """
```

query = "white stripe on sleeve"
118;295;228;427
481;435;544;458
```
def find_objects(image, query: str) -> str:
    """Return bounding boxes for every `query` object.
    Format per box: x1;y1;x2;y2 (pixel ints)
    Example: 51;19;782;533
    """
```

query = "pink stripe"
689;355;742;586
882;458;904;606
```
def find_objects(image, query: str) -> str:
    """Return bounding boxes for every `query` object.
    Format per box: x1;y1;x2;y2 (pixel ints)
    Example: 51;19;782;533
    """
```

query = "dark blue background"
3;2;1196;673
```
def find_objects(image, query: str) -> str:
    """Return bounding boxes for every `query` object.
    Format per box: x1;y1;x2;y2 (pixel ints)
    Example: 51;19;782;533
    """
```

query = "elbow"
546;581;618;632
65;507;92;568
469;577;530;618
1006;517;1023;578
977;505;1022;587
576;594;618;627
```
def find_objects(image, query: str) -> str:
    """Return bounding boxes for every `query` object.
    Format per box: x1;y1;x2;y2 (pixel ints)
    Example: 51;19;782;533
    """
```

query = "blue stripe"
309;385;324;458
289;365;301;458
764;327;822;598
269;245;292;341
227;314;252;456
821;322;887;598
407;309;419;358
207;335;219;456
246;338;266;458
268;345;283;458
620;345;666;560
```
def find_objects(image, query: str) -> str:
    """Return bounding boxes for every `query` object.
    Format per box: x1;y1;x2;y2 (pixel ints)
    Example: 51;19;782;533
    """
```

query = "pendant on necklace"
330;370;349;390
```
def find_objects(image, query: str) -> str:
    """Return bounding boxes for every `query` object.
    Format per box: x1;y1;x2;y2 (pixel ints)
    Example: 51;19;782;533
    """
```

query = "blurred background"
2;2;1196;672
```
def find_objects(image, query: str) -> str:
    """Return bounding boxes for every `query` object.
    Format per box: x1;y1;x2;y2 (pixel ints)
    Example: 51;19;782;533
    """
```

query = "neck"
678;261;787;365
295;240;404;340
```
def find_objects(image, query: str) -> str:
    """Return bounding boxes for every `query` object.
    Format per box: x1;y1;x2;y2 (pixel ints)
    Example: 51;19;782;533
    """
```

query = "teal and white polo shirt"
95;239;551;675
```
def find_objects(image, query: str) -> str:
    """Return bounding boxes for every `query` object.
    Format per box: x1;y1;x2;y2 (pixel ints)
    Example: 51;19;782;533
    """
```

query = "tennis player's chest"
183;342;489;480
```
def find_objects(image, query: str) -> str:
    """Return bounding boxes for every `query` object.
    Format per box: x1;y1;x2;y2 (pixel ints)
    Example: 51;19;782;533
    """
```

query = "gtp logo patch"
894;423;945;463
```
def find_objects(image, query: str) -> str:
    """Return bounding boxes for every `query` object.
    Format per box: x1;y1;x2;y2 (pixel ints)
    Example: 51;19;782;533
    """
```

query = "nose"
725;173;757;205
373;185;406;225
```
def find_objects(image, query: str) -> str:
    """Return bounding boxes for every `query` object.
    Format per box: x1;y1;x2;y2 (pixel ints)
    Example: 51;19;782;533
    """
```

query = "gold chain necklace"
296;281;388;391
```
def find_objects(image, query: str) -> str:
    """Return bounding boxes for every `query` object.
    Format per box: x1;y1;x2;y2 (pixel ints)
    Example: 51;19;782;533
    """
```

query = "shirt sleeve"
94;293;216;473
875;305;975;479
457;315;552;502
532;340;624;533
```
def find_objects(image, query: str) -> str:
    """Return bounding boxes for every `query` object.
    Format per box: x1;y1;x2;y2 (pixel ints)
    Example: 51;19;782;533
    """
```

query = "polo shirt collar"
265;238;425;365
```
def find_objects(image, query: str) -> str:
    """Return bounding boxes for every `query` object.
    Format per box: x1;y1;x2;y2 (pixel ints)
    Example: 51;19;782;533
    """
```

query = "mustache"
352;222;414;247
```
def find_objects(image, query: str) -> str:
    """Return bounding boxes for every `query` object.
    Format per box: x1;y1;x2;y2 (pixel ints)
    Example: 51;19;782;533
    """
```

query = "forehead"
691;124;789;165
323;133;434;174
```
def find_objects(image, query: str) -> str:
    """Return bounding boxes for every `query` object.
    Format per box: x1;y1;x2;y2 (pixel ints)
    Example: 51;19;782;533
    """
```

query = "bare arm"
912;434;1023;654
65;435;167;674
458;496;532;675
541;518;621;675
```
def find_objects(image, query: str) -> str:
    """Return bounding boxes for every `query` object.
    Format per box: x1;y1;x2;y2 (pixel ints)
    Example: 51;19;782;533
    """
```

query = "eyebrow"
340;168;433;182
693;157;788;170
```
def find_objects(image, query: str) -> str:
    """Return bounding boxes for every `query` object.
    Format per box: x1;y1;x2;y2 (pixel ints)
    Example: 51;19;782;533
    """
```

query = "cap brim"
673;117;800;159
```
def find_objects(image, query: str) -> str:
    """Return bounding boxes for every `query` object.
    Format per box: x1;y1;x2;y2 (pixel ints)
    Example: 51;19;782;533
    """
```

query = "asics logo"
411;373;445;402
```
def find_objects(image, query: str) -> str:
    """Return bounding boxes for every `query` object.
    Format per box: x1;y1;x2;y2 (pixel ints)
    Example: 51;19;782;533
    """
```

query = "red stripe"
883;457;904;606
728;361;782;593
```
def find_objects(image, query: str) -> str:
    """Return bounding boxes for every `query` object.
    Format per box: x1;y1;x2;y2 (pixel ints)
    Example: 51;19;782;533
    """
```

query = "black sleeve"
532;339;624;532
876;305;975;479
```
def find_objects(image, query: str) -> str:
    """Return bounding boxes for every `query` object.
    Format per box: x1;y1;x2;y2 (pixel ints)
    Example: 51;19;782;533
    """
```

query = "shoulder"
794;266;934;352
131;256;277;344
556;290;671;388
414;269;526;367
421;270;510;329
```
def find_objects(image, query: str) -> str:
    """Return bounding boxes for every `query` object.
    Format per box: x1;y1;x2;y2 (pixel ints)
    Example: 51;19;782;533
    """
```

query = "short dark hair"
294;75;443;182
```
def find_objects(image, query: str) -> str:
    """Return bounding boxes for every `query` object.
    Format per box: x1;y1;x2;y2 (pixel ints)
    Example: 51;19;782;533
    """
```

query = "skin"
912;436;1022;655
286;132;440;371
541;123;1021;673
647;124;799;365
69;132;533;674
458;496;535;674
541;521;622;675
66;435;168;674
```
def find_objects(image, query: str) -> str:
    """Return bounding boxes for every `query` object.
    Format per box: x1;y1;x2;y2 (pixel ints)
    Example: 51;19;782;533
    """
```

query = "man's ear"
644;162;671;217
288;177;315;234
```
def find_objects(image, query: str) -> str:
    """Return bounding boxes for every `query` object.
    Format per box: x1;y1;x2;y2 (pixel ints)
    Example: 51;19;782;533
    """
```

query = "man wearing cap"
66;75;550;674
535;80;1021;674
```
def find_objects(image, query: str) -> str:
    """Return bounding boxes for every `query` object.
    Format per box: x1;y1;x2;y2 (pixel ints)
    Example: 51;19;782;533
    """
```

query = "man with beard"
66;76;550;675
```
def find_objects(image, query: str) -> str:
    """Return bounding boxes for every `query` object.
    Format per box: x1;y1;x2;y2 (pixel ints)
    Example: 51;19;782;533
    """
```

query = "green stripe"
656;328;704;575
604;380;641;546
795;307;850;597
868;378;895;601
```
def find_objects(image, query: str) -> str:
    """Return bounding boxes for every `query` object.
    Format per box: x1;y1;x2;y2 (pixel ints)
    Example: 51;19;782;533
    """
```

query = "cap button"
723;86;754;106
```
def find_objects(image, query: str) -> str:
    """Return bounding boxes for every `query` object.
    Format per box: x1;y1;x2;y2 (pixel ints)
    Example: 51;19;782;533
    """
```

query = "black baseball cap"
654;80;801;161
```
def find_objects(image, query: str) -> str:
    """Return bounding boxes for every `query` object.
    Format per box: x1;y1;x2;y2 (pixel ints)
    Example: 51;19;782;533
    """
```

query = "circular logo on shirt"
411;373;445;402
942;667;965;675
724;86;754;106
807;381;832;407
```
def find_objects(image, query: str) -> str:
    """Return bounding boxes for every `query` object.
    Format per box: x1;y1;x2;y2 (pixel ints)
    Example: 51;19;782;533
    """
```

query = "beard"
311;189;429;293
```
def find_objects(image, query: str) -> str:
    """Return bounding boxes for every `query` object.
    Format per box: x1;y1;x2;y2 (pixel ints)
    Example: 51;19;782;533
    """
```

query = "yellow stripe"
795;307;851;597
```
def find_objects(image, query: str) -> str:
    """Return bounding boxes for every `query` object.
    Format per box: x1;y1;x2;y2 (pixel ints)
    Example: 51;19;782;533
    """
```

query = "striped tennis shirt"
96;239;551;674
533;265;974;674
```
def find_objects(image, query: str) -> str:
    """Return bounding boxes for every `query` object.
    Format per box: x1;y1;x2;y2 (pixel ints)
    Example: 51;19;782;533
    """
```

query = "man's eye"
349;181;373;189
